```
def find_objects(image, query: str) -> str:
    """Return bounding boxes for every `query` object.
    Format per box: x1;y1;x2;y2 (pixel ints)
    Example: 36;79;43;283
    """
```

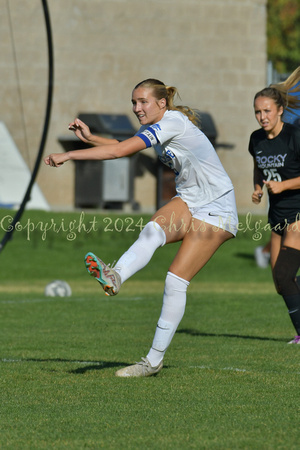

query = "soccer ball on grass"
44;280;72;297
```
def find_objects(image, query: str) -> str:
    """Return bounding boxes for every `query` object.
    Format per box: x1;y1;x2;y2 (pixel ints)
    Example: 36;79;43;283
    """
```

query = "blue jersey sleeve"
136;126;159;148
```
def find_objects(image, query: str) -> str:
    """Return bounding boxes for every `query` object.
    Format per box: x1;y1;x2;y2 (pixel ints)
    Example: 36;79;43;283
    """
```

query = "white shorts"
188;190;238;236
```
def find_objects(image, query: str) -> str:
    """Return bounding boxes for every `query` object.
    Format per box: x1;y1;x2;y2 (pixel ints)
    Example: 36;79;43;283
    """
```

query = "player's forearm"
253;172;264;189
253;160;263;188
67;136;145;162
67;146;119;161
254;183;263;192
87;135;120;146
280;176;300;191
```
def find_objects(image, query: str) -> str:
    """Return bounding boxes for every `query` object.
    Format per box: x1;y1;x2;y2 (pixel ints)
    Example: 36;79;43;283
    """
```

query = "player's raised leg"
84;221;166;296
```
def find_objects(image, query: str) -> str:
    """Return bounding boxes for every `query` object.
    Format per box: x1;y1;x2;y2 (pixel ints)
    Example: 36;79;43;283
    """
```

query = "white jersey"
136;110;233;208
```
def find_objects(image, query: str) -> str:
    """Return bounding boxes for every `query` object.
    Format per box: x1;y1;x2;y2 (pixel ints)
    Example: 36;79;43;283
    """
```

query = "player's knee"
164;271;189;297
273;264;297;295
273;246;300;296
140;221;166;246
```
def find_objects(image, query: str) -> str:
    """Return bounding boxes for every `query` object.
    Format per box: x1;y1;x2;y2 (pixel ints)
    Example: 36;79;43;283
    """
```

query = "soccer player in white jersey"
45;79;238;377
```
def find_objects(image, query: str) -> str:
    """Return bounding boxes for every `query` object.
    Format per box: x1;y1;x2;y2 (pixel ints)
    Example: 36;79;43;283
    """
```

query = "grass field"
0;209;299;449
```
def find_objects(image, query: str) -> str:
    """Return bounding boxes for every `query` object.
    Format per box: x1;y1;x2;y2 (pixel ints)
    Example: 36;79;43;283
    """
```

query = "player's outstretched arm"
44;136;147;168
68;118;119;146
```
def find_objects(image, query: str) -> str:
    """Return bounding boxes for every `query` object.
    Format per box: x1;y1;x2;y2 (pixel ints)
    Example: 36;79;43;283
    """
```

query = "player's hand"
44;152;68;167
263;180;283;195
68;118;92;143
252;189;263;204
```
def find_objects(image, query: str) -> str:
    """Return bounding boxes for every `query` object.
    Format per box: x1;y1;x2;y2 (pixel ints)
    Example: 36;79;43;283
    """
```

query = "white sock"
114;221;166;283
147;271;189;367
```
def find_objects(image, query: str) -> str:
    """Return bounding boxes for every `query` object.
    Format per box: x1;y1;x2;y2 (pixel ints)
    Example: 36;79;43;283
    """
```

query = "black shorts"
269;210;300;236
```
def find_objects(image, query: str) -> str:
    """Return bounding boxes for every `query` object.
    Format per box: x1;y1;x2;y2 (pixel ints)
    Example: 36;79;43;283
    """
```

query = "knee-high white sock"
114;221;166;283
147;271;189;367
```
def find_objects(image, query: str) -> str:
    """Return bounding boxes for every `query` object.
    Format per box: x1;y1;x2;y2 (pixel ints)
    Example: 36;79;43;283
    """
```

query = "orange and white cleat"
84;252;121;296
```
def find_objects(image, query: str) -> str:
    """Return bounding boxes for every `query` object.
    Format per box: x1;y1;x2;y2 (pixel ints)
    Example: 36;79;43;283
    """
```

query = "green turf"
0;209;299;449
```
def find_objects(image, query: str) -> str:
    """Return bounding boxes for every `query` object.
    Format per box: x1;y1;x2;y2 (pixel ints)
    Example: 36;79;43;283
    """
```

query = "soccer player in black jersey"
249;78;300;344
254;69;300;269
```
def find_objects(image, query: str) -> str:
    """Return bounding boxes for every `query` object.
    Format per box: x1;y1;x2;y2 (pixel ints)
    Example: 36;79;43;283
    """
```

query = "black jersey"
249;123;300;227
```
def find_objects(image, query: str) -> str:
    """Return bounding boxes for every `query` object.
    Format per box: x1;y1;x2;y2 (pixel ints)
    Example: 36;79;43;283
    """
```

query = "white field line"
0;296;143;304
189;365;300;375
189;365;247;372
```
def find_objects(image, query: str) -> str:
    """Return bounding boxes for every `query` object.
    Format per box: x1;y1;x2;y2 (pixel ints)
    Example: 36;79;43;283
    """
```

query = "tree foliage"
267;0;300;73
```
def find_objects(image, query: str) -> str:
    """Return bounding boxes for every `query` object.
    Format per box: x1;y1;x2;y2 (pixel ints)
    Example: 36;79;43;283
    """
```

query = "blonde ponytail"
271;66;300;112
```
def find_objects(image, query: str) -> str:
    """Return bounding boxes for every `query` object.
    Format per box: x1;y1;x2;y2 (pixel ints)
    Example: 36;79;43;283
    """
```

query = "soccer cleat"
84;252;121;296
115;357;163;378
288;336;300;344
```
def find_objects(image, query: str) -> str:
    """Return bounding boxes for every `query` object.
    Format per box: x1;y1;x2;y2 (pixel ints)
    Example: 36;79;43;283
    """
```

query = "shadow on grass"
5;358;171;374
7;358;128;373
234;252;255;261
70;361;127;374
178;329;288;343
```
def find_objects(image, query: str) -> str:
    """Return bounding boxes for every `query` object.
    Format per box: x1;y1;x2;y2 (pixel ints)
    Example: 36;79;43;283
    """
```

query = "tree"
267;0;300;73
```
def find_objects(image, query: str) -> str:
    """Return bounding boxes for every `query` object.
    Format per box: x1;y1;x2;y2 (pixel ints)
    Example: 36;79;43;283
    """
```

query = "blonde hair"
134;79;198;126
271;66;300;112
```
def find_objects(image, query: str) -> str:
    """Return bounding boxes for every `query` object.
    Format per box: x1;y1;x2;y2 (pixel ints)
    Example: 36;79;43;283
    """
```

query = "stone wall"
0;0;268;214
